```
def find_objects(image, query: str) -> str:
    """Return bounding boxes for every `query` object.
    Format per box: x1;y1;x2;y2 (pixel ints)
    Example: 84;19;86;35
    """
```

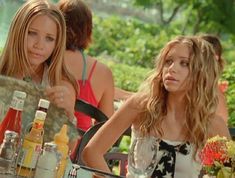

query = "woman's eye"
181;60;189;67
28;30;37;36
165;59;173;66
46;36;55;42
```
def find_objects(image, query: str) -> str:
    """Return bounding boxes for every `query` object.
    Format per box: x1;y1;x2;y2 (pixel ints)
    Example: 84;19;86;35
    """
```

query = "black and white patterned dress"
127;129;202;178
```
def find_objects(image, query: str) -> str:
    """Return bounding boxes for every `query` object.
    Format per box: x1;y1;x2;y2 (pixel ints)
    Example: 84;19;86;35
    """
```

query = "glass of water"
128;136;159;178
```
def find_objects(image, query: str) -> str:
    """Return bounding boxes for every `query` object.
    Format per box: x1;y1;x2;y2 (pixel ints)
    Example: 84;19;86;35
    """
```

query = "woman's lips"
30;52;43;58
165;76;177;81
165;76;178;83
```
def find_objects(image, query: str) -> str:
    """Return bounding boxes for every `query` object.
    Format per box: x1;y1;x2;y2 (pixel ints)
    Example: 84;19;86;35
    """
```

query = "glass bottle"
54;124;69;178
37;99;50;114
17;110;47;177
34;142;59;178
0;90;27;144
0;130;18;175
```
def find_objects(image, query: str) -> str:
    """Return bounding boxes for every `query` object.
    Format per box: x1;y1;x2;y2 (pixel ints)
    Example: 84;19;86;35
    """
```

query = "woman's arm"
82;97;140;173
216;87;228;123
114;87;134;101
209;115;231;139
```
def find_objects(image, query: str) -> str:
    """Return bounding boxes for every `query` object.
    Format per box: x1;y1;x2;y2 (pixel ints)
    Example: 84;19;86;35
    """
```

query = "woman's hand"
45;83;76;120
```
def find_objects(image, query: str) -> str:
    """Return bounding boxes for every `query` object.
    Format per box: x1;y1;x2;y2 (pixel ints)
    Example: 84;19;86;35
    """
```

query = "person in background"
0;0;77;121
200;34;228;122
58;0;114;131
114;87;134;101
82;36;230;178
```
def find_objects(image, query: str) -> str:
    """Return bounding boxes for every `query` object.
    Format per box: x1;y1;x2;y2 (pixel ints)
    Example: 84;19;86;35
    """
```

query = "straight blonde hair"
0;0;77;91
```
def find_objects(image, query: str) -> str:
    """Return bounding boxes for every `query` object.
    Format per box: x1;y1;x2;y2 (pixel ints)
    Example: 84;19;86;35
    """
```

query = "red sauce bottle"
0;90;27;144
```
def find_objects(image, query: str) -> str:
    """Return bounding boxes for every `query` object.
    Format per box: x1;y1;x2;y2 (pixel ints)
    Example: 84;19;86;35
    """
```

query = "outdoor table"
0;162;124;178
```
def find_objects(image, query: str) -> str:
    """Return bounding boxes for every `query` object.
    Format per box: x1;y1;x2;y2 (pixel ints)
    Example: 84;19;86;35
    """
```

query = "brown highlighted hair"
200;34;225;73
59;0;92;50
136;36;219;158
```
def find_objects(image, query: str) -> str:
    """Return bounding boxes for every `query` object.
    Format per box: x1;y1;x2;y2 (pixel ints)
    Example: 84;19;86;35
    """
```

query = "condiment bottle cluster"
0;90;70;178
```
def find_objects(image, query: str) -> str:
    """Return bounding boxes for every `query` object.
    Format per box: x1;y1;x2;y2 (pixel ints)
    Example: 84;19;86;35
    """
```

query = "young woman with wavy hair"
82;36;230;178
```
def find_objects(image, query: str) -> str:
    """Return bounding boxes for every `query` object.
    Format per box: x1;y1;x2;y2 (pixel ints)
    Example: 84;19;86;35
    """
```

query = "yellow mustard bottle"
17;110;46;177
54;124;69;178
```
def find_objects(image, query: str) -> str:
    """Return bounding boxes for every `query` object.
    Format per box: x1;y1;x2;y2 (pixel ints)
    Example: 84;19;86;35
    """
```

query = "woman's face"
162;43;190;94
27;14;57;68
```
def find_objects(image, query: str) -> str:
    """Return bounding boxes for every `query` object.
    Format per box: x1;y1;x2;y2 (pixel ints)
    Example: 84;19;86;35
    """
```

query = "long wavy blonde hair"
136;36;219;154
0;0;77;91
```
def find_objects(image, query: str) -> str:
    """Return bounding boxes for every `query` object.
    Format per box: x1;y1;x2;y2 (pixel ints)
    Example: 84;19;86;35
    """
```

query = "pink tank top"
74;60;98;131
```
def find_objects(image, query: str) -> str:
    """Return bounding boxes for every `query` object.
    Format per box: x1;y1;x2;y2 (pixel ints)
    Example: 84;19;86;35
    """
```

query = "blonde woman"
0;0;77;120
82;36;230;178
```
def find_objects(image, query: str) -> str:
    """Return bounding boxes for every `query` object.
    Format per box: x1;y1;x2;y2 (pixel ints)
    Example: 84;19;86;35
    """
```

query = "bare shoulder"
125;93;146;111
94;59;113;77
208;115;230;138
114;94;143;123
91;57;114;87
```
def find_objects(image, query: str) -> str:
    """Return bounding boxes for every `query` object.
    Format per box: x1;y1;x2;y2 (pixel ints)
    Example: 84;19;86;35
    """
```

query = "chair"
70;99;108;162
73;98;131;176
74;121;131;177
74;99;108;135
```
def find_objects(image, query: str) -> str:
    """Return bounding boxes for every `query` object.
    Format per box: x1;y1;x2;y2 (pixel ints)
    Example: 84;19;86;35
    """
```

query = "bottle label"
34;153;58;178
17;139;42;169
33;119;45;130
11;97;24;111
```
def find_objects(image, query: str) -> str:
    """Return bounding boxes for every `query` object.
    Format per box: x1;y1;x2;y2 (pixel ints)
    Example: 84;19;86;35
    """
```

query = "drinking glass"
128;137;159;178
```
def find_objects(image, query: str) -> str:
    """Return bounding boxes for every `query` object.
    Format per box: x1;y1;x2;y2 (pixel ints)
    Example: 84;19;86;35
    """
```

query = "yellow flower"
217;167;233;178
226;141;235;158
207;135;228;143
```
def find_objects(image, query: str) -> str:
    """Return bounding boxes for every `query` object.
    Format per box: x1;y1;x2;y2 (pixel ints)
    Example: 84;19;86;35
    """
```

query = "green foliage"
89;16;173;68
89;14;235;70
99;56;150;92
221;62;235;127
118;136;131;153
133;0;235;36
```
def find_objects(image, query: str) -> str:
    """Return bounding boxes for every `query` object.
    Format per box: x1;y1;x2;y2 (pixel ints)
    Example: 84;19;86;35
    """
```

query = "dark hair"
59;0;92;50
200;34;225;73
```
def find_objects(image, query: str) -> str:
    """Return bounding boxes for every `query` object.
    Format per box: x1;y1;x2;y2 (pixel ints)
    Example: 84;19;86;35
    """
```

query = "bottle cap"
13;90;27;100
44;142;57;152
54;124;69;143
5;130;18;139
4;130;19;143
38;99;50;110
35;110;47;121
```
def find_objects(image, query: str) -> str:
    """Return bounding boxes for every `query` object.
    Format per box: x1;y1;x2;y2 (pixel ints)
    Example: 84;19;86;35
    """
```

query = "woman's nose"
168;62;177;73
33;37;43;50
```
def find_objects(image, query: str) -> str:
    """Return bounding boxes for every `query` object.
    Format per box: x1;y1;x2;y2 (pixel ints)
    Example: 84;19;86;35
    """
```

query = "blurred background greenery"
1;0;235;127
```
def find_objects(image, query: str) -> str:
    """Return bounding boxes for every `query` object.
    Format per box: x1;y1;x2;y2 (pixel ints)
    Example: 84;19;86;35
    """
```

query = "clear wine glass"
128;137;159;178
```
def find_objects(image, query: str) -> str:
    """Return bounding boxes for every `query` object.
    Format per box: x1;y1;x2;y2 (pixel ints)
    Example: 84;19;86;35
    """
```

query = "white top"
127;128;202;178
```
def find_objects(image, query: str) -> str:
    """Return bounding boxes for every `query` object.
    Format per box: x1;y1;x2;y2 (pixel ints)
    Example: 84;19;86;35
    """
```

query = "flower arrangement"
218;80;229;93
199;135;235;178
